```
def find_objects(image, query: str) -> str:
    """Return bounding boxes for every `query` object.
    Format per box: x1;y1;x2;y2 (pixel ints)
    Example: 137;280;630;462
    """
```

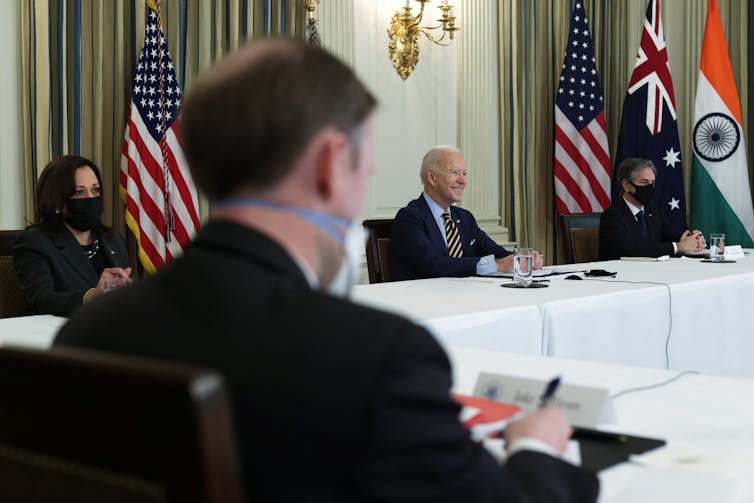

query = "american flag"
615;0;686;229
120;0;200;274
554;2;611;214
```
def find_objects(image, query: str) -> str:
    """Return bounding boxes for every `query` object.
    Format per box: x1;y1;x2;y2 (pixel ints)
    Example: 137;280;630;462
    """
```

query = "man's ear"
313;130;348;201
425;169;437;188
621;178;631;193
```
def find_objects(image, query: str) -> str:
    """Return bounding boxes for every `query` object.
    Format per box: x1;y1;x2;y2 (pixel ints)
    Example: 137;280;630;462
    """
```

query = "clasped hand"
677;230;706;253
96;267;132;295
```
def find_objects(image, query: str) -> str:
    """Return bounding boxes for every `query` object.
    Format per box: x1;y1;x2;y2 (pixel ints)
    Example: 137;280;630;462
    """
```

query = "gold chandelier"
387;0;459;80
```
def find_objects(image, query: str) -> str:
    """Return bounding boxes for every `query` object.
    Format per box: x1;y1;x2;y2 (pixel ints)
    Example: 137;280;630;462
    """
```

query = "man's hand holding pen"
503;376;573;455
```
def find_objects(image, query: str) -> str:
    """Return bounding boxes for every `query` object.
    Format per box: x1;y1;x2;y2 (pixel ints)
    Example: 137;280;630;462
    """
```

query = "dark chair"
0;230;27;318
560;213;602;264
362;219;393;283
0;346;245;503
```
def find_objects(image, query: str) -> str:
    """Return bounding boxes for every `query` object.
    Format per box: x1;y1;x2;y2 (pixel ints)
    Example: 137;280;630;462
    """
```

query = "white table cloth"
0;315;66;348
352;256;754;378
449;347;754;502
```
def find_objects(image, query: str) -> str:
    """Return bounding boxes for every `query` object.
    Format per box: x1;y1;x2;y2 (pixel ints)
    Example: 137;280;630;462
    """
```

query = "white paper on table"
725;245;745;259
480;267;557;278
459;406;481;423
619;255;670;262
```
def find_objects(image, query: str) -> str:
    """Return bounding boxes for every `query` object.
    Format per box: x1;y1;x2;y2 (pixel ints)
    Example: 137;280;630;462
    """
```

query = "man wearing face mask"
599;157;706;260
56;41;598;501
12;155;131;316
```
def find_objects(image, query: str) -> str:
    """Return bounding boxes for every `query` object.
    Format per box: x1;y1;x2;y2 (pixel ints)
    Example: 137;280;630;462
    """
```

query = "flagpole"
304;0;320;47
153;0;175;243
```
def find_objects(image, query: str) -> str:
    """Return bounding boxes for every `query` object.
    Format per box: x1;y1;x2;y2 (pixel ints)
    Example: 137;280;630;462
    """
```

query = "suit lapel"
617;198;645;243
416;195;450;255
53;230;99;285
97;234;121;267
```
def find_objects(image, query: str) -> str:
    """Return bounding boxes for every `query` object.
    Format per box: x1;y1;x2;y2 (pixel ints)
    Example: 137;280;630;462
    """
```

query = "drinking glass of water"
709;233;725;262
103;276;132;294
514;247;534;286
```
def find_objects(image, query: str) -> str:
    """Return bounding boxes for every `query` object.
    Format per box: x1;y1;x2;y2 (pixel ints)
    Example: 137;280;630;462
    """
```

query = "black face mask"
629;181;655;206
66;196;103;232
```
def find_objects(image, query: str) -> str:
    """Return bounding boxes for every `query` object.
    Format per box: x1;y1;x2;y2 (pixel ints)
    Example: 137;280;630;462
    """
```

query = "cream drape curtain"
498;0;751;262
20;0;306;235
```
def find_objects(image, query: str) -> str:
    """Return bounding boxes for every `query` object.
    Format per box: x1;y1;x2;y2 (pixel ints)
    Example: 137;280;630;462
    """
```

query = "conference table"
2;314;754;500
449;346;754;502
352;256;754;379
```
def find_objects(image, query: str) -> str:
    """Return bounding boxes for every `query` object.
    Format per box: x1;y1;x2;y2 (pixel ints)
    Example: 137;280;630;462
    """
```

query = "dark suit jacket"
598;198;684;260
390;194;512;281
12;226;128;316
56;220;598;502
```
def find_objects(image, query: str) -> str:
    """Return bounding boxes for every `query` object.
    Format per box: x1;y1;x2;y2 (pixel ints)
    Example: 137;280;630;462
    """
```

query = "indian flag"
690;0;754;247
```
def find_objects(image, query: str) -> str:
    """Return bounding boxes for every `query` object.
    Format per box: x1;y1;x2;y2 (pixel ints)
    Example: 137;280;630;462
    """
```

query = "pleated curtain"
19;0;306;234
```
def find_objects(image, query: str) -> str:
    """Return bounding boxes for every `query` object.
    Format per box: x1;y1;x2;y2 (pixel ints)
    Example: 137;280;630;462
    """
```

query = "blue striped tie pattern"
442;212;464;257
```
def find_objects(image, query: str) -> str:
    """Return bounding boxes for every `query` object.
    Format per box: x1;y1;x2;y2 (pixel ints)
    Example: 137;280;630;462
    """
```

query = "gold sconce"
387;0;459;80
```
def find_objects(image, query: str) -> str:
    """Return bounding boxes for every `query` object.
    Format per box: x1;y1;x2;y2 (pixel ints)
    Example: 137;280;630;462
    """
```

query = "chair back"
570;227;600;263
0;230;27;318
559;213;601;264
362;219;393;283
0;346;245;503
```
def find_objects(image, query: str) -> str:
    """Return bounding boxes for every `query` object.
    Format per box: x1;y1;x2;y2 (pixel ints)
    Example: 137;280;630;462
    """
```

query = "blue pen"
539;376;561;408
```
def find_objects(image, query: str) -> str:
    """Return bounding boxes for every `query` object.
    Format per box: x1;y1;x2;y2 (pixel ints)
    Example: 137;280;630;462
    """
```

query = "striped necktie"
442;212;464;257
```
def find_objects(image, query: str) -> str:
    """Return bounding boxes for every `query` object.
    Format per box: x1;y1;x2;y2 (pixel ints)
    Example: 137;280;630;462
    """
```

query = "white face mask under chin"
326;223;367;298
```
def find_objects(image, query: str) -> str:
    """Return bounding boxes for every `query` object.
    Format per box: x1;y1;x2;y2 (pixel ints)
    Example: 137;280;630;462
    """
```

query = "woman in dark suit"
12;155;131;316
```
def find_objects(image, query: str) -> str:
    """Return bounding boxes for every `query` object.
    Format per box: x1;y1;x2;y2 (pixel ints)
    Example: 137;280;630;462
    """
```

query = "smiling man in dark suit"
599;158;705;260
390;145;543;280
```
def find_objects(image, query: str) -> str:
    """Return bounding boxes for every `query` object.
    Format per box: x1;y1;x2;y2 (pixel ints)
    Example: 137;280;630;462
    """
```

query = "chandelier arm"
419;28;450;45
414;2;427;26
419;23;446;31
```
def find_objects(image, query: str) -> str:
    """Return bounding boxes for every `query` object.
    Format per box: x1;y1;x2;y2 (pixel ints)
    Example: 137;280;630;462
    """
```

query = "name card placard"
725;245;745;259
472;372;616;428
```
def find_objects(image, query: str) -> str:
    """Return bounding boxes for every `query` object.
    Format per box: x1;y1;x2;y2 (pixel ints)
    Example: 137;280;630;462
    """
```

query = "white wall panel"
0;0;24;229
457;1;509;243
319;0;460;220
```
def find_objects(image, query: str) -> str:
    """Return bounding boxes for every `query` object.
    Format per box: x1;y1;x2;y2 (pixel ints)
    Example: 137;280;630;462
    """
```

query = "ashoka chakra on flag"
693;112;740;162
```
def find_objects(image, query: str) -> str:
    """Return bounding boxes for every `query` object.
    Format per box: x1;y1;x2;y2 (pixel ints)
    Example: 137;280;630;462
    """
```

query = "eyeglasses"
446;169;467;177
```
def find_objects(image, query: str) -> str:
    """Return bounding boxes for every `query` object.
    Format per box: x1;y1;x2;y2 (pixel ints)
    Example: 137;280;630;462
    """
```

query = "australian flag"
615;0;687;229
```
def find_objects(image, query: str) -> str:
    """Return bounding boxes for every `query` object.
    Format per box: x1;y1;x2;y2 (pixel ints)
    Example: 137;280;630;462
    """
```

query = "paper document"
480;267;563;278
620;255;670;262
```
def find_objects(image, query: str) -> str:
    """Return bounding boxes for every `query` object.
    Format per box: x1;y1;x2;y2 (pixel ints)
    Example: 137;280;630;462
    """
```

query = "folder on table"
573;427;666;471
452;393;520;440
